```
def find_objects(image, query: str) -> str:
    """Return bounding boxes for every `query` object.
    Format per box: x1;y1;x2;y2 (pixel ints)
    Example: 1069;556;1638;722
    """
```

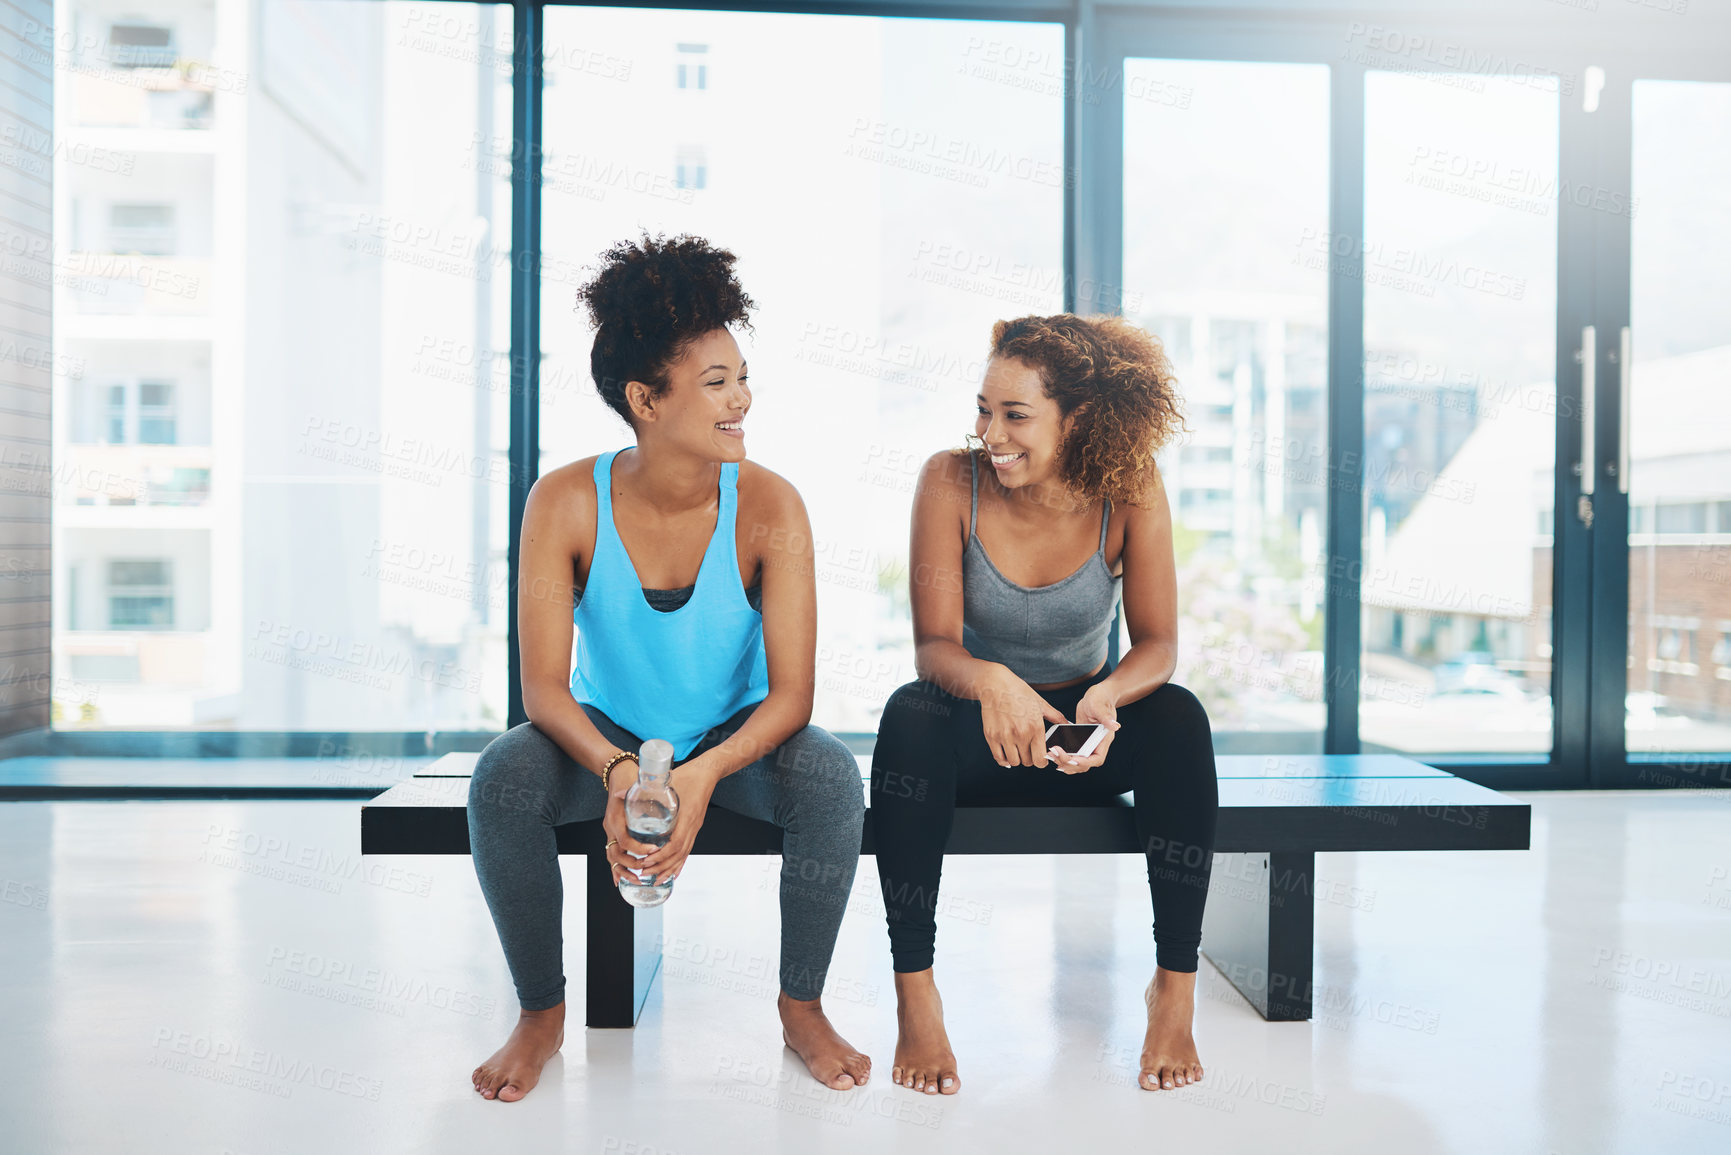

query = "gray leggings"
467;701;865;1010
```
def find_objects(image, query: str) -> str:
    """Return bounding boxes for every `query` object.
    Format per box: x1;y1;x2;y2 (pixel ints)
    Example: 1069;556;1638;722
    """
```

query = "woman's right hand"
978;665;1068;768
600;766;660;883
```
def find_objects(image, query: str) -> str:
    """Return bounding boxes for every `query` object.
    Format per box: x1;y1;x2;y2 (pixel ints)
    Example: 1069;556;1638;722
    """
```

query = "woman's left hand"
1048;684;1121;775
629;759;718;885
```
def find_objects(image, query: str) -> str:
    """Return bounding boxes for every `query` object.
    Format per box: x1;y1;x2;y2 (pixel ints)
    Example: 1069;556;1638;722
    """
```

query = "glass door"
1087;12;1585;778
1602;72;1731;784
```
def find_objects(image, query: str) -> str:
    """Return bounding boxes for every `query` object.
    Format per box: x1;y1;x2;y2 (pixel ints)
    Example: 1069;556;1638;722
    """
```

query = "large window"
1121;58;1331;747
537;8;1065;733
1358;70;1559;755
1627;79;1731;753
50;1;512;729
32;1;1727;777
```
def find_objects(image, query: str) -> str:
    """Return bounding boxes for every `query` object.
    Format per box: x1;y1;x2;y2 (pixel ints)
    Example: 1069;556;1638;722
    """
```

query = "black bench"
360;753;1529;1026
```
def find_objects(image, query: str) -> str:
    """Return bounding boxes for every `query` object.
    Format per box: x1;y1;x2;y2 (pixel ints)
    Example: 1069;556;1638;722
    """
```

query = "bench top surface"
362;751;1529;854
367;752;1516;813
400;751;1456;780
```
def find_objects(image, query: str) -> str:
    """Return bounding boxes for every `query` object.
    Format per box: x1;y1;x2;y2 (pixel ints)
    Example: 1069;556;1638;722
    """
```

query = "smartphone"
1044;722;1107;758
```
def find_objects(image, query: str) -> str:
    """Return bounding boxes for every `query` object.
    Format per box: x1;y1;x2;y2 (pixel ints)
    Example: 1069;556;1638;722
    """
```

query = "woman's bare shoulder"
913;448;975;535
917;447;974;499
525;455;601;537
1118;459;1170;515
736;458;806;526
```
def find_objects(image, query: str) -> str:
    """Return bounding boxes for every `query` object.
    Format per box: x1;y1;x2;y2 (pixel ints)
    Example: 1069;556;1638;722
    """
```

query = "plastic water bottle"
617;738;680;908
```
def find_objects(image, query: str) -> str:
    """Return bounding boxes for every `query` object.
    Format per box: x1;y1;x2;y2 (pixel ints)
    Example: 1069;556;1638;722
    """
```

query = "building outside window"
676;42;707;89
674;144;706;189
108;560;174;629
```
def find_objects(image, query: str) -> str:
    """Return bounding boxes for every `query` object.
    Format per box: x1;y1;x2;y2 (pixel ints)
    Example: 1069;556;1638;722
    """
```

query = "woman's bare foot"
1139;968;1203;1091
891;970;959;1095
472;1002;565;1102
778;992;871;1090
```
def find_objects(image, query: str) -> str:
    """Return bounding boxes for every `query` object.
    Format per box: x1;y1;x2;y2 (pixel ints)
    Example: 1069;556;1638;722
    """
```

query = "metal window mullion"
1322;61;1364;756
1588;72;1634;785
507;0;544;731
1551;65;1598;786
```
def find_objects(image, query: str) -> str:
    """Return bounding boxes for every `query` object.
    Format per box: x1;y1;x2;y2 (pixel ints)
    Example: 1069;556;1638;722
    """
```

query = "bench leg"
585;846;663;1028
1199;851;1314;1021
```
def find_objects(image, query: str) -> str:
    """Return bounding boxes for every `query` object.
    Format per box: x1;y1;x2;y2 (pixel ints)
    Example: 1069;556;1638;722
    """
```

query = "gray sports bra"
961;450;1123;684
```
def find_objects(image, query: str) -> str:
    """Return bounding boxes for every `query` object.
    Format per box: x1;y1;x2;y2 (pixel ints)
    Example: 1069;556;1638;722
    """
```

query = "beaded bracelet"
600;749;638;792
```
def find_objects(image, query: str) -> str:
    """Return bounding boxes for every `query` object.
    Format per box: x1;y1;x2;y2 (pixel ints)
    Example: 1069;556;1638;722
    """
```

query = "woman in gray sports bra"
870;313;1219;1098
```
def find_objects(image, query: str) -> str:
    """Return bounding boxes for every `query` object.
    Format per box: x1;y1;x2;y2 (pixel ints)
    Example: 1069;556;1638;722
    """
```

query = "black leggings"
870;664;1219;974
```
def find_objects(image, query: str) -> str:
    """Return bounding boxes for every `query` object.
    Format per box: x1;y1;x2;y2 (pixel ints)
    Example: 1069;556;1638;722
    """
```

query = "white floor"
1;791;1728;1154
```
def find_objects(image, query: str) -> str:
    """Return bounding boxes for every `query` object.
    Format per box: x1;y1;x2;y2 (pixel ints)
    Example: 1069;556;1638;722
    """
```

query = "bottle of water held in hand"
617;738;680;908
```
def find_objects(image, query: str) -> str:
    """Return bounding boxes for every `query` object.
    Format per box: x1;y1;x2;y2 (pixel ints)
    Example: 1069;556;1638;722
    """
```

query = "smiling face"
625;327;751;460
975;355;1072;488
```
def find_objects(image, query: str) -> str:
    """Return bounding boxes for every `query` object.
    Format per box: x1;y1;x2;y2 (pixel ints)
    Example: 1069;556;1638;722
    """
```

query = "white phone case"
1044;722;1106;759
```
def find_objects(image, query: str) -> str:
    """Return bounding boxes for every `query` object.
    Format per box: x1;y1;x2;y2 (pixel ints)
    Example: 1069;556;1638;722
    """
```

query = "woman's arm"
1054;469;1179;774
518;465;637;781
909;452;999;699
1092;468;1180;709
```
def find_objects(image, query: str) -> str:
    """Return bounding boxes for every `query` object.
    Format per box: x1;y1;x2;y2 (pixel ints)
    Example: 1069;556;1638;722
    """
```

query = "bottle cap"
638;738;674;778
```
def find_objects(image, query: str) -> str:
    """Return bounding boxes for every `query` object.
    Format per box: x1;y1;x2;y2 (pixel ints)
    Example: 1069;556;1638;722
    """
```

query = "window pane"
539;9;1064;733
1122;58;1331;747
1628;79;1731;754
1360;71;1558;755
51;2;513;730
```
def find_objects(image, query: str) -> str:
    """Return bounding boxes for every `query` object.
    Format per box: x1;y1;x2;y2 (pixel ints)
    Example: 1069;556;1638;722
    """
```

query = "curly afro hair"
576;233;756;426
976;313;1186;508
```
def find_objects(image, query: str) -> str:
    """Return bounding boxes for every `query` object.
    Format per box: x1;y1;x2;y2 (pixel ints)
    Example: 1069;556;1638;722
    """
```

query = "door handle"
1577;325;1595;527
1579;324;1595;497
1617;325;1631;495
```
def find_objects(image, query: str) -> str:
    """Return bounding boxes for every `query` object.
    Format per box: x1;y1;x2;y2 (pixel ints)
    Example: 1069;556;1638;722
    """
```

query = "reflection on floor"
0;791;1727;1154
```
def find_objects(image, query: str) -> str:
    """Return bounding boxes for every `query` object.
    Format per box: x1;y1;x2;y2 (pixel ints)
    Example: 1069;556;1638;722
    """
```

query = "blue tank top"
570;448;769;759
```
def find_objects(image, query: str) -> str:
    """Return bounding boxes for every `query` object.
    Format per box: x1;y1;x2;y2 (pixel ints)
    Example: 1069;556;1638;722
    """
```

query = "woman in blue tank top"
465;235;870;1101
871;314;1220;1097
